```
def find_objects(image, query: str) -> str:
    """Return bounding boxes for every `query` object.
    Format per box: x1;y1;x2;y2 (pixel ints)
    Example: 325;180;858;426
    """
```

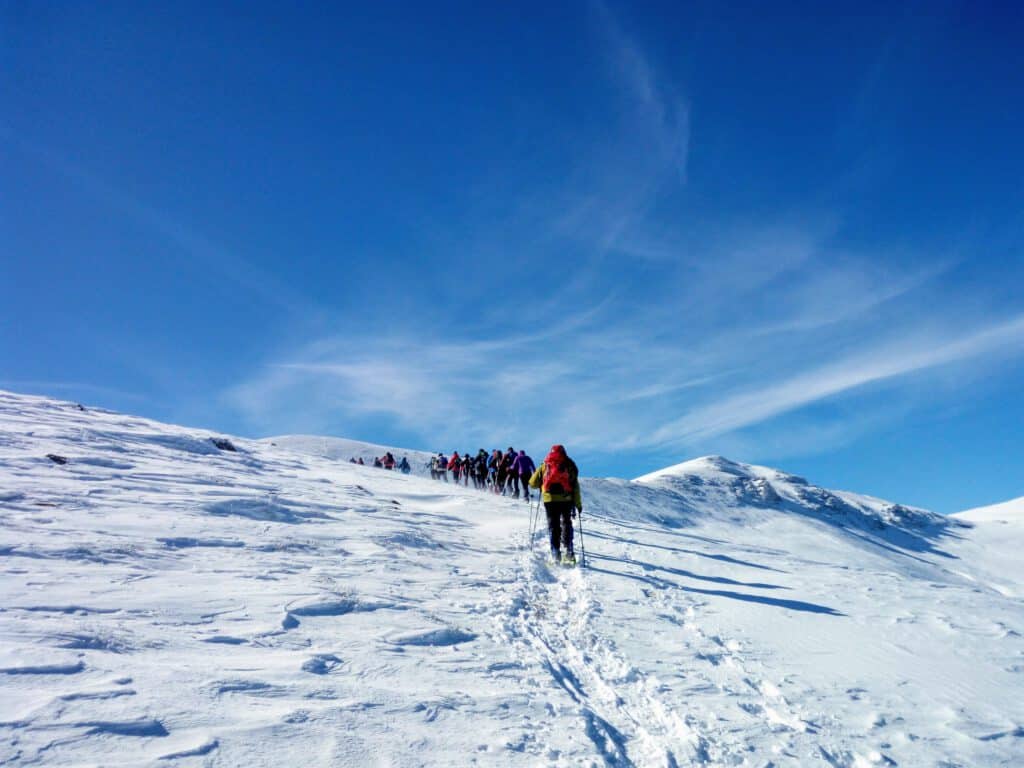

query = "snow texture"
0;389;1022;766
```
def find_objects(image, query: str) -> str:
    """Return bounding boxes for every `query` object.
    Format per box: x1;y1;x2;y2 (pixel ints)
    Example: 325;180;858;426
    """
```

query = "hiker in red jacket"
529;444;582;565
448;452;462;483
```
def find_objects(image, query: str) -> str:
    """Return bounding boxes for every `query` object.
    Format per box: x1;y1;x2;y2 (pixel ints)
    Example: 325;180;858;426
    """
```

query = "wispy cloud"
220;6;1024;473
226;262;1024;460
547;1;690;256
746;255;955;336
647;313;1024;447
593;0;690;181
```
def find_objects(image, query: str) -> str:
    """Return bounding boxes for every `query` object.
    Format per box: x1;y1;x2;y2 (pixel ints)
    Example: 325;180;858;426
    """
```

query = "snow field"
1;390;1022;766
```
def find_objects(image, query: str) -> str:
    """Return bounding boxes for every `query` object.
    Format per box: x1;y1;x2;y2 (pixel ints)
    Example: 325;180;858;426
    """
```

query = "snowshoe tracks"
493;549;715;767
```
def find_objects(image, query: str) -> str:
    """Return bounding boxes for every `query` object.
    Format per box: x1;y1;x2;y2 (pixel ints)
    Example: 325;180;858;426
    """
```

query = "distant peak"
693;455;747;471
633;455;751;483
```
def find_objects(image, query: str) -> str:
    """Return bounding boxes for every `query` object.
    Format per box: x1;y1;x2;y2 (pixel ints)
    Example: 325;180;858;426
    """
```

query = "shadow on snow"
585;564;845;617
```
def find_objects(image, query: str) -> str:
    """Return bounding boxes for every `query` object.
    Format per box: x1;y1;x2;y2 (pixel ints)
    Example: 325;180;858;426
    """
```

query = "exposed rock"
749;477;780;505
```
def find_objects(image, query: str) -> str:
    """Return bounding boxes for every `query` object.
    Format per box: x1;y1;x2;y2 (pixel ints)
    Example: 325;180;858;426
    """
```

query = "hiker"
398;456;411;474
474;450;489;489
382;452;395;470
488;450;501;492
529;444;582;565
497;448;512;495
448;452;462;484
373;456;384;469
357;458;365;466
349;458;357;464
461;453;472;485
503;446;519;495
511;449;536;500
496;449;511;495
437;453;448;482
503;447;519;495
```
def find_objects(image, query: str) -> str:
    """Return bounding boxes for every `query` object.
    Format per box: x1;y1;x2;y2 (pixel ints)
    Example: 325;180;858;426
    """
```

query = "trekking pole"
531;498;544;549
529;498;539;544
577;507;586;568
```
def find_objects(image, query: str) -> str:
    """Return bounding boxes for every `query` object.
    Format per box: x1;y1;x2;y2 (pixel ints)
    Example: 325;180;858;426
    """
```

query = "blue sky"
3;1;1023;513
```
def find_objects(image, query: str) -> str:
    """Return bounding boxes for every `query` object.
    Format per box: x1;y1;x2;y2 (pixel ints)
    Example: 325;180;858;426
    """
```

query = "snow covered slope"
266;434;436;475
954;495;1024;523
1;390;1022;767
949;496;1024;601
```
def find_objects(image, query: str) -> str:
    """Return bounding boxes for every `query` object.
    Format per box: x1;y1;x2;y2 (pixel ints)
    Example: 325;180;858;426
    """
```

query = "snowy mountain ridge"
632;454;959;557
1;389;1022;767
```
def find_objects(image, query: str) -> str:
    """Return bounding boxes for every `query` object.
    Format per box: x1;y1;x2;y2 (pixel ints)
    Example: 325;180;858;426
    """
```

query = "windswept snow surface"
1;391;1022;766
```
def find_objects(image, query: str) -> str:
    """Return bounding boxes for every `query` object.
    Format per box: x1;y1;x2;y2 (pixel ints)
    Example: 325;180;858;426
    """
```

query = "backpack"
543;458;575;496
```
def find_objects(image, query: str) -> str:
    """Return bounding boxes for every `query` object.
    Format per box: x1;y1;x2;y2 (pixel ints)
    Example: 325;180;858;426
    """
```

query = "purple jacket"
512;452;535;476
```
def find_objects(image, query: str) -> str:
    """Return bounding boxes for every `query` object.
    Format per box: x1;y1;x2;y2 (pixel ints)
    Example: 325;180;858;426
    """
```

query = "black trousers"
519;472;531;499
545;501;574;553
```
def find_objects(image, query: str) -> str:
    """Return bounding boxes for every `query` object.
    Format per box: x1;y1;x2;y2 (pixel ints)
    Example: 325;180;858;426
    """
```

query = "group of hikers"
429;447;536;498
349;452;412;474
430;444;583;566
348;442;584;566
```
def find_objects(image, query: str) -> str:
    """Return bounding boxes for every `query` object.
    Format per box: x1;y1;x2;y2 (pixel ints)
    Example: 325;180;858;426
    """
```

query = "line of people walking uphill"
429;447;537;500
350;452;412;474
428;443;584;566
